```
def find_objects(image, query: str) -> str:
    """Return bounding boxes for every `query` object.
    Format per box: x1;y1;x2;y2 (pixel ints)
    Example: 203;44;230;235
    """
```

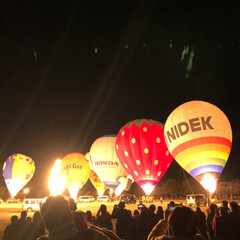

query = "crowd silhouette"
2;196;240;240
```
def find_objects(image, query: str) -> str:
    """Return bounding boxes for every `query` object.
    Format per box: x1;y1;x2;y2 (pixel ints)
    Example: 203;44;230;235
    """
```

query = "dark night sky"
0;0;239;193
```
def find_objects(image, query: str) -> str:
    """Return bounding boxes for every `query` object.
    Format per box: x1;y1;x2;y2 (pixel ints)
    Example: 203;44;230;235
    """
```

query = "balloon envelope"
115;119;173;195
89;170;106;196
89;135;129;191
60;152;91;199
164;101;232;193
3;154;35;197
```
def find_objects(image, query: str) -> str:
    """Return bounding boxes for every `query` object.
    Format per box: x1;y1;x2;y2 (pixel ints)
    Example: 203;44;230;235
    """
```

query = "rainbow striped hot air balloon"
164;101;232;193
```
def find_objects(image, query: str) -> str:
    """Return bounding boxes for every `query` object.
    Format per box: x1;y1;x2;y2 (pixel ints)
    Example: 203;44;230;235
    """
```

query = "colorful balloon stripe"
184;158;227;173
189;165;224;178
180;151;229;167
175;143;230;161
172;136;232;157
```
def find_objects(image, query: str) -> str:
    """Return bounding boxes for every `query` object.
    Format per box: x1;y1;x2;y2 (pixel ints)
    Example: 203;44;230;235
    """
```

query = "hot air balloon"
89;170;106;196
115;119;173;195
164;101;232;194
89;135;130;194
3;154;35;197
60;152;90;199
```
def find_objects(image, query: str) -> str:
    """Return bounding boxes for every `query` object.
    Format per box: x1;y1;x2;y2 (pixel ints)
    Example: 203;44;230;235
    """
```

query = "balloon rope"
182;169;194;194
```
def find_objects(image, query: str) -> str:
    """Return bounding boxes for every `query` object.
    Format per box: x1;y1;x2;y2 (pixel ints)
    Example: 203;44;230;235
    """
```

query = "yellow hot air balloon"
60;152;90;199
164;101;232;193
3;154;35;197
89;170;106;196
89;135;129;194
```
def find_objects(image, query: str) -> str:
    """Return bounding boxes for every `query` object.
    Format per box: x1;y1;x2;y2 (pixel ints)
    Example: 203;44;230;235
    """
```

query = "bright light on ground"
200;174;217;194
49;159;66;196
141;183;155;195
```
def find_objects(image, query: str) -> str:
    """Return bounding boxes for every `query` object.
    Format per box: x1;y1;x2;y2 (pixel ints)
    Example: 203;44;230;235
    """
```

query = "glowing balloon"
3;154;35;197
89;135;130;193
115;119;173;195
164;101;232;193
89;170;106;196
60;152;91;199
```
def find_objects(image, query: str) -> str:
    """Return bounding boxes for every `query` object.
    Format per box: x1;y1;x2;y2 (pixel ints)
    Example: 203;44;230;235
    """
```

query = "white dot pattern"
136;160;141;165
124;151;128;157
116;144;118;150
124;163;128;169
144;148;149;154
166;151;169;156
146;170;150;175
157;171;162;176
121;131;125;136
156;137;161;143
134;171;138;176
154;160;158;165
143;127;148;132
131;138;136;144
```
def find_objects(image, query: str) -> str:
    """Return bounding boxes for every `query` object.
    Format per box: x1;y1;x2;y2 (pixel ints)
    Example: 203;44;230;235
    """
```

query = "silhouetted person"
128;210;139;240
112;202;132;239
148;206;206;240
73;210;119;240
68;198;77;211
206;204;217;240
138;209;151;240
95;204;113;230
38;195;78;240
28;211;45;240
221;200;230;213
214;207;230;240
195;207;208;240
149;204;158;230
86;210;95;224
156;206;164;222
16;211;31;240
164;201;175;221
3;215;18;240
228;201;240;240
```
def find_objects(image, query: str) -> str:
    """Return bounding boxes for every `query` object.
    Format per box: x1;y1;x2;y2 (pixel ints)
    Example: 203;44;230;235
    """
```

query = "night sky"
0;1;239;194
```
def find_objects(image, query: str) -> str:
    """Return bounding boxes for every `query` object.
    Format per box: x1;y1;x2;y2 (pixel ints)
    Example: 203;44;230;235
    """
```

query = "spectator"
221;200;230;213
3;215;18;240
149;204;158;230
138;208;151;240
228;201;240;240
38;195;78;240
156;206;164;222
86;210;95;224
95;204;113;230
112;202;132;239
206;204;217;240
214;207;230;240
28;211;45;240
195;207;208;239
148;206;206;240
73;210;120;240
16;211;31;240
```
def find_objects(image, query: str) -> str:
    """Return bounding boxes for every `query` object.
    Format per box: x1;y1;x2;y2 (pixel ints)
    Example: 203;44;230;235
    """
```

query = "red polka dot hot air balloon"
115;119;173;195
164;101;232;194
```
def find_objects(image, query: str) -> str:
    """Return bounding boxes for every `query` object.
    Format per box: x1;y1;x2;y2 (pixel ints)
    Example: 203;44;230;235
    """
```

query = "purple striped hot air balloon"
164;101;232;193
